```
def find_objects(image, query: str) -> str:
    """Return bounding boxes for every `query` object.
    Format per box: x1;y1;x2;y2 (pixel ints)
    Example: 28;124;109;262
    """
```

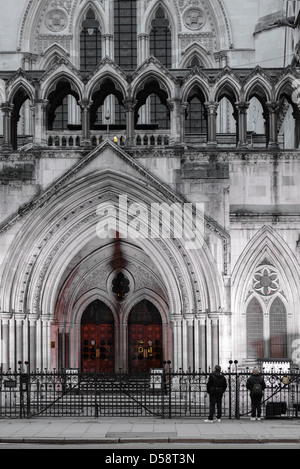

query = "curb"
0;437;299;445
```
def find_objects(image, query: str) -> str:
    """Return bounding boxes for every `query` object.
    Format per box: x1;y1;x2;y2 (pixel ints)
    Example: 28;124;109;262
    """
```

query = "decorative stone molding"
45;9;68;32
183;8;206;30
179;32;215;55
37;34;73;54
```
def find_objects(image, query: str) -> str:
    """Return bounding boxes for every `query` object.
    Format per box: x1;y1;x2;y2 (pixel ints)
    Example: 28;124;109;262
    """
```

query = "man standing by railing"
204;365;227;423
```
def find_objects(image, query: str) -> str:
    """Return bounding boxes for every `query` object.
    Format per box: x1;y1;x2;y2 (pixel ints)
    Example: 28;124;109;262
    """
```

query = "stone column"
122;322;128;372
266;101;280;149
171;316;182;371
210;315;219;368
137;33;149;65
42;316;52;370
71;323;81;370
114;323;120;371
1;314;11;371
28;315;37;372
79;99;92;147
167;97;182;145
205;101;219;148
235;101;249;148
194;314;207;371
102;33;114;59
15;315;24;366
293;108;300;149
185;314;194;371
33;99;48;146
180;101;188;144
123;97;137;146
0;103;14;150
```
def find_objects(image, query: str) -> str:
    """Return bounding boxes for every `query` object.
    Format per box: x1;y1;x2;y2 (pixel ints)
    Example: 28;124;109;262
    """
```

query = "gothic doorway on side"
81;299;114;372
128;300;163;373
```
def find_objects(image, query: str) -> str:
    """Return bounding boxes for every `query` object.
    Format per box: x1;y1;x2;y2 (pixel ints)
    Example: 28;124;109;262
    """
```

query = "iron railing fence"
0;369;299;419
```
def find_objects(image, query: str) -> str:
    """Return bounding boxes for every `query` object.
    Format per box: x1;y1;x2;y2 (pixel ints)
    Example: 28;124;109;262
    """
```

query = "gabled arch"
232;226;300;314
181;71;211;103
244;75;273;103
39;44;70;70
40;60;84;101
86;59;128;102
131;57;177;99
213;72;241;105
179;43;214;69
6;77;35;105
0;147;222;320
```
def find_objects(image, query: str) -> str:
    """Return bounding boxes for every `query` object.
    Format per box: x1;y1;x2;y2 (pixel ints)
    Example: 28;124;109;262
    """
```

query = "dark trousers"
209;392;223;420
250;395;262;418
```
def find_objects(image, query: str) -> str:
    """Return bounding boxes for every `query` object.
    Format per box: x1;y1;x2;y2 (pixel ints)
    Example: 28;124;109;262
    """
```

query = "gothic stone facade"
0;0;300;373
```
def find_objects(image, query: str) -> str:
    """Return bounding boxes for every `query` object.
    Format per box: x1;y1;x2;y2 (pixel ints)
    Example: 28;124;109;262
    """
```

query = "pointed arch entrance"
81;299;114;372
128;300;163;373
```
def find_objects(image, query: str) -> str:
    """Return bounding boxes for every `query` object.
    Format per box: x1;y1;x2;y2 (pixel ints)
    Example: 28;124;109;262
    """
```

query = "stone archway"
0;142;225;372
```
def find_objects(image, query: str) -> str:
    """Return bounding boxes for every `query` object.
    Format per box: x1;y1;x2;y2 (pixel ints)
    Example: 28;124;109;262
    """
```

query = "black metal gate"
0;369;299;419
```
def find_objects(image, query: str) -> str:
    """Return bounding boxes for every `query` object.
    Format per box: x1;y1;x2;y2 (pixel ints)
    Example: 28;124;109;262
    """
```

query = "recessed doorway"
81;299;114;372
128;300;163;373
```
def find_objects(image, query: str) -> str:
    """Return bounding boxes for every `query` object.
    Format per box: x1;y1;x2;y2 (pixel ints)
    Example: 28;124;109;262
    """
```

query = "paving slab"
0;417;299;444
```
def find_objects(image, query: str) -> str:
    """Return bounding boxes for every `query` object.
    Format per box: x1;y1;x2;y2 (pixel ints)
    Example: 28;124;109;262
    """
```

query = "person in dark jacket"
246;367;266;420
204;365;227;422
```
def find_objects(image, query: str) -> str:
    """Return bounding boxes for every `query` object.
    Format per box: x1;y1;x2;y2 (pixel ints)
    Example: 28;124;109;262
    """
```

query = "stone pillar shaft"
235;101;249;148
205;101;219;147
0;103;14;150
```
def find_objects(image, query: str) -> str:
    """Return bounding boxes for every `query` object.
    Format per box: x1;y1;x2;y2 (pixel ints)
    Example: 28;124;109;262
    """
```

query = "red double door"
81;299;163;373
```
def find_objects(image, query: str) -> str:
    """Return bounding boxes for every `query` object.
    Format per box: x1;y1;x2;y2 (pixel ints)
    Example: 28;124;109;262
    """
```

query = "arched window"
185;96;207;134
80;8;102;71
269;297;287;358
47;80;80;133
246;297;264;359
149;94;170;129
184;85;207;139
150;7;171;68
11;88;33;150
135;79;170;130
114;0;137;70
189;56;201;68
246;294;288;361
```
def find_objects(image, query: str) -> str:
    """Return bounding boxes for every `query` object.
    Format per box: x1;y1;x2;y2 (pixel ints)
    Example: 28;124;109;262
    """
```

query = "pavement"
0;417;299;445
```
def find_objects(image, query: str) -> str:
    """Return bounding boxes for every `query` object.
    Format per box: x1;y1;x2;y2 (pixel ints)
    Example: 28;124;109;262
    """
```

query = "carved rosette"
183;8;206;30
253;266;280;297
45;9;68;32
